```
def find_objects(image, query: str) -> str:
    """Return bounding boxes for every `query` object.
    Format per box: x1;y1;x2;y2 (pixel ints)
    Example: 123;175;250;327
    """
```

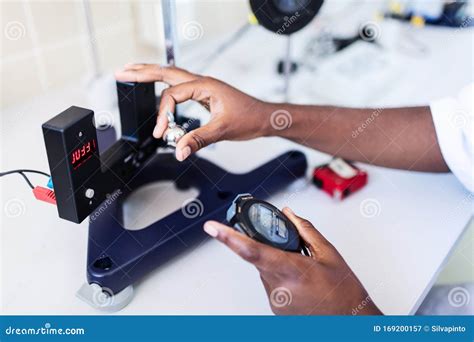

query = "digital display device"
227;194;310;255
249;203;288;243
42;106;103;223
71;139;97;170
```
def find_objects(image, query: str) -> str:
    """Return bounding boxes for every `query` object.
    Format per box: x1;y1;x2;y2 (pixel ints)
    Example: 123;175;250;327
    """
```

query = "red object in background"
312;159;368;200
33;186;57;205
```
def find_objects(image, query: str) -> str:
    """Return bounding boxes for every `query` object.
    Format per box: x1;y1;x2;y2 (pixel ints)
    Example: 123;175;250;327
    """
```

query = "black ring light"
249;0;324;35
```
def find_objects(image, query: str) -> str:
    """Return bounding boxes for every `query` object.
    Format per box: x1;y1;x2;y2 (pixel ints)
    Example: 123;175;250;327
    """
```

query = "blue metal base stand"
83;150;307;309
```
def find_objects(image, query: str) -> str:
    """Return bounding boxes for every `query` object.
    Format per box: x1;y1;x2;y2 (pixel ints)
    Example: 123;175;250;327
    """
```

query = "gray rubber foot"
76;283;134;312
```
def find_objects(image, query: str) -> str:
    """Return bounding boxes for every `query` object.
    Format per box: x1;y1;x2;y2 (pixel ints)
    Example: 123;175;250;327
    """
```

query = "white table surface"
1;20;473;315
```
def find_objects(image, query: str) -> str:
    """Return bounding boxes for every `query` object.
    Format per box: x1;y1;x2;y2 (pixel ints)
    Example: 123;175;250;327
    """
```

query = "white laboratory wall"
136;1;250;51
0;0;249;109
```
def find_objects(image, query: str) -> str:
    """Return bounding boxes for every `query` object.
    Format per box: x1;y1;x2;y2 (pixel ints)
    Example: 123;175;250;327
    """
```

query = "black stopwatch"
226;194;310;256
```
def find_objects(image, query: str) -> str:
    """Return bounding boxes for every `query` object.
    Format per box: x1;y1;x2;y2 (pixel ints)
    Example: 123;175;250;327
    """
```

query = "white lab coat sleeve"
430;83;474;192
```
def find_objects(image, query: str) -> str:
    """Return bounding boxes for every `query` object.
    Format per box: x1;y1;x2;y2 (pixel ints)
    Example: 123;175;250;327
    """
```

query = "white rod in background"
161;0;179;66
82;0;101;77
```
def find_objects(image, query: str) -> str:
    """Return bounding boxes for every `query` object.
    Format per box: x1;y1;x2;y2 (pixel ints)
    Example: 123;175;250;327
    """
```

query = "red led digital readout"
71;139;97;169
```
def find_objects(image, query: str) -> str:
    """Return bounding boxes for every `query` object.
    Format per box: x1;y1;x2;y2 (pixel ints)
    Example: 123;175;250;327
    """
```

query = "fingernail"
285;207;294;215
153;125;161;138
204;222;219;237
177;146;191;162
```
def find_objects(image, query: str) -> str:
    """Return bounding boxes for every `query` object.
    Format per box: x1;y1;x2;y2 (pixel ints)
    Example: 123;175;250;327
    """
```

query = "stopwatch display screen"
248;203;288;244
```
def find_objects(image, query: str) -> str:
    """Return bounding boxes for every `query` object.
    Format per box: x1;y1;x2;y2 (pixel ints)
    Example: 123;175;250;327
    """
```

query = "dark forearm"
263;103;449;172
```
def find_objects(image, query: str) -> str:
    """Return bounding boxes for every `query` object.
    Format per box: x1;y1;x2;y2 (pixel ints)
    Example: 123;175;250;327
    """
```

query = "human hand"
115;64;272;161
203;208;382;315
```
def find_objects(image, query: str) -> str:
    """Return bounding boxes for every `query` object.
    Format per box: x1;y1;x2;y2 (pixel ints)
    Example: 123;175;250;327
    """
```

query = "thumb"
282;207;332;259
175;120;225;161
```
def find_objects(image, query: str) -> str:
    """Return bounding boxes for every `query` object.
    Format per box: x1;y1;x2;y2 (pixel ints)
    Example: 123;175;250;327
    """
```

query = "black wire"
18;172;34;189
0;169;50;190
0;169;50;177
